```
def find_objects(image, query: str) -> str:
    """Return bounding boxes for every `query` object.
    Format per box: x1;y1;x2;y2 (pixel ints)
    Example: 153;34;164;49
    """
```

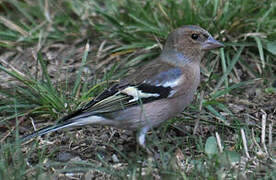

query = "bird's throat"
160;49;200;66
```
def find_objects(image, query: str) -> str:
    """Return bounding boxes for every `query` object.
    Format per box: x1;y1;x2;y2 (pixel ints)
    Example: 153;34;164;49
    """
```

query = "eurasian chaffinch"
21;25;223;152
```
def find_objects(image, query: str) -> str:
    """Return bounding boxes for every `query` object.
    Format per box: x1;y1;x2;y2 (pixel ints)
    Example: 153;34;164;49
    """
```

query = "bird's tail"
20;110;106;143
20;121;76;142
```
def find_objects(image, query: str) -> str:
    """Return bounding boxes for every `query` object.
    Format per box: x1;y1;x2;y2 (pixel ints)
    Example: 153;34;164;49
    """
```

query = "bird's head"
163;25;224;64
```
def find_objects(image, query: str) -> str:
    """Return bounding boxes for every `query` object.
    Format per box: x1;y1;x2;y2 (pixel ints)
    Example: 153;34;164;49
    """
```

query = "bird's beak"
202;36;224;50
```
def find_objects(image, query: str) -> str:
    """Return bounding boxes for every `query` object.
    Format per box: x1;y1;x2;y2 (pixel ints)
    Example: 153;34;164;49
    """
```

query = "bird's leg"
136;126;153;156
136;126;155;174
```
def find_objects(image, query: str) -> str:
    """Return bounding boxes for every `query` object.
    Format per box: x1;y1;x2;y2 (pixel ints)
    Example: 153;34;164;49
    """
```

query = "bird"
21;25;223;153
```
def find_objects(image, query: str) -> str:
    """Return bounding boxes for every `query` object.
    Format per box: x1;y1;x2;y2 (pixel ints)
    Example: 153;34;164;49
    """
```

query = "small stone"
112;154;119;163
56;152;73;162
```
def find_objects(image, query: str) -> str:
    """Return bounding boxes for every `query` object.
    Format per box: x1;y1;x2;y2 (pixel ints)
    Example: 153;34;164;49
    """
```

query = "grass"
0;0;275;179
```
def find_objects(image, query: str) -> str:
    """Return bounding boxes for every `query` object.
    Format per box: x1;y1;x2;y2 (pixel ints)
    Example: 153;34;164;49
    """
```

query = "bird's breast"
173;63;200;98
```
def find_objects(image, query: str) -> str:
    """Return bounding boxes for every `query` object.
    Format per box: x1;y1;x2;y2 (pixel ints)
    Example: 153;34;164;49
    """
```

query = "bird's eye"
191;34;199;40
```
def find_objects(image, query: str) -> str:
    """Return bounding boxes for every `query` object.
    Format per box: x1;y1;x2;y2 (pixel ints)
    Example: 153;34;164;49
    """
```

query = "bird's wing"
77;60;183;116
20;60;184;142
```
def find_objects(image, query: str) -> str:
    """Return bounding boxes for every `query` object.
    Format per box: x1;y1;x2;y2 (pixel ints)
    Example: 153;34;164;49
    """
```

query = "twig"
30;117;37;131
261;109;268;154
215;132;223;153
241;128;250;159
268;123;272;152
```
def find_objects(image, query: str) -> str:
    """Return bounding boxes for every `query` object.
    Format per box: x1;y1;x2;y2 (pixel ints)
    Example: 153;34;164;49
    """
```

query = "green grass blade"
214;47;244;93
72;43;89;97
253;36;265;69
